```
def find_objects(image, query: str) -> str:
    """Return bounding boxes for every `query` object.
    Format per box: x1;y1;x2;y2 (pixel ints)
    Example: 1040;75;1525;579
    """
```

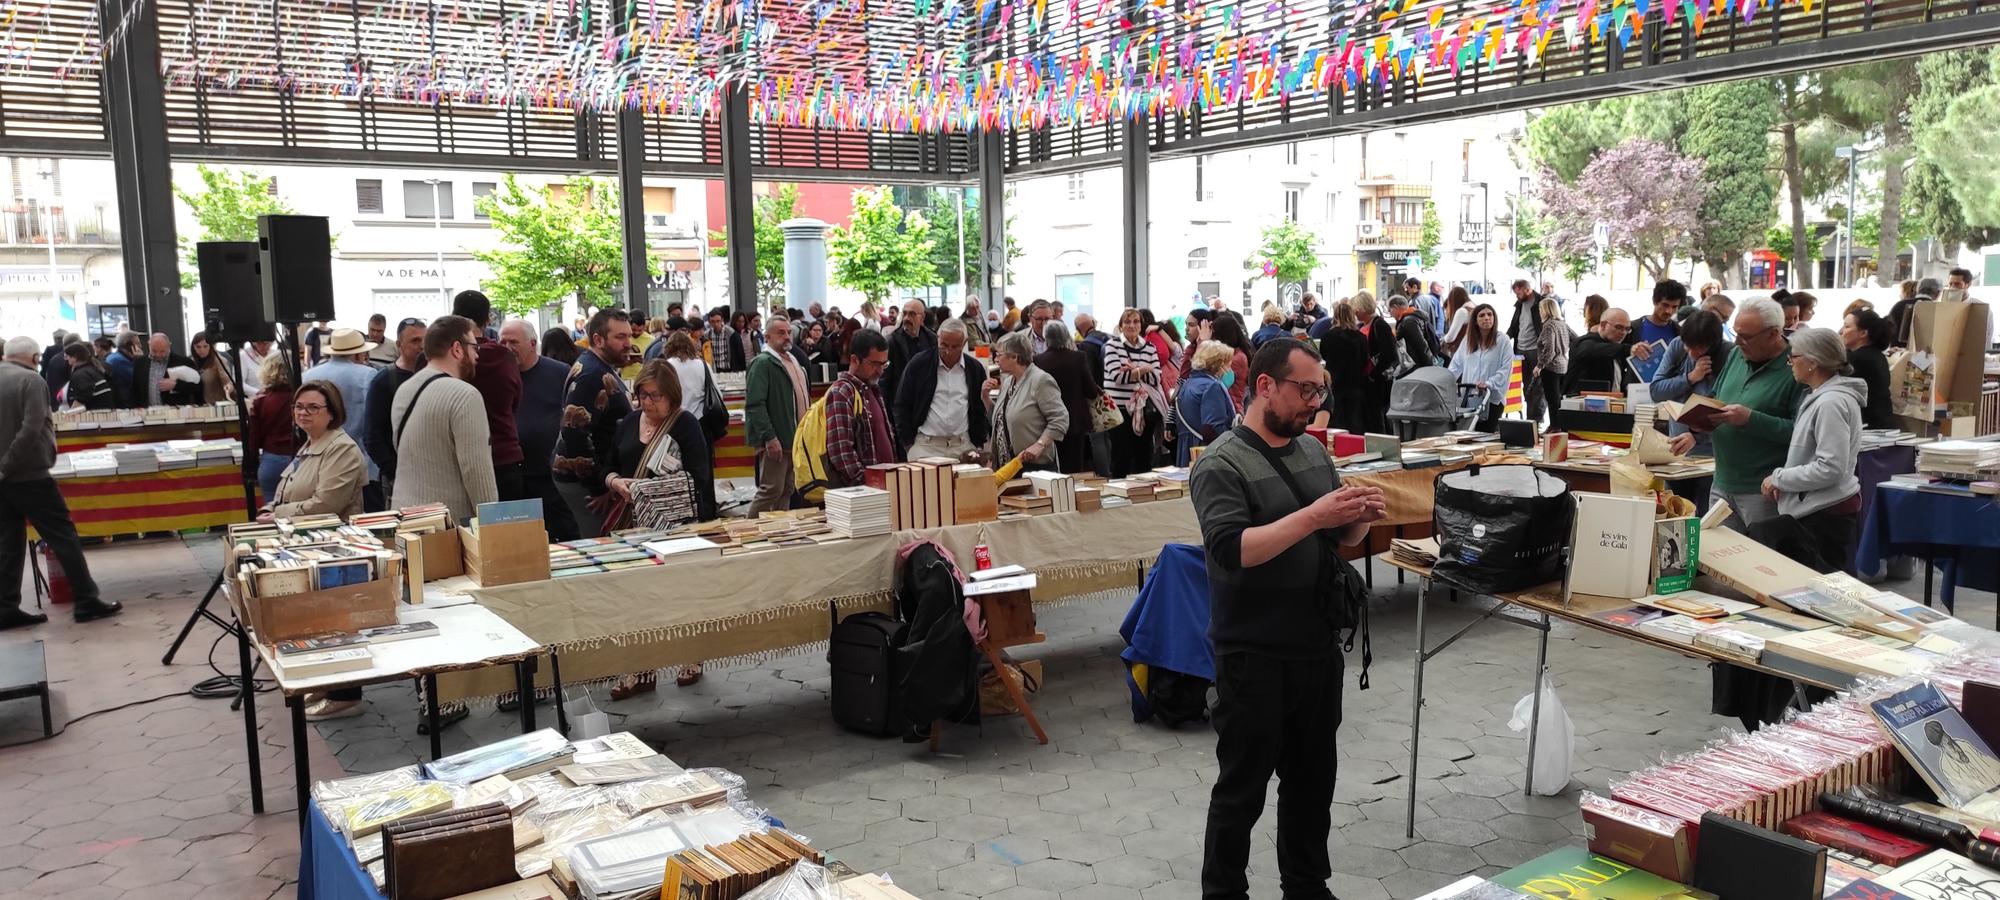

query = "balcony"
645;216;701;241
1;206;117;247
1357;222;1424;249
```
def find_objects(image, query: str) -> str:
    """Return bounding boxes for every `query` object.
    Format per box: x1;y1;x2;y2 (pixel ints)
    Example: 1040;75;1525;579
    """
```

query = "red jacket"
247;386;299;458
472;338;524;467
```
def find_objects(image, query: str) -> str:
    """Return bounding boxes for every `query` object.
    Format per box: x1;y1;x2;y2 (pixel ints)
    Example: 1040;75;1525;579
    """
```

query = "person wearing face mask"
1174;341;1236;465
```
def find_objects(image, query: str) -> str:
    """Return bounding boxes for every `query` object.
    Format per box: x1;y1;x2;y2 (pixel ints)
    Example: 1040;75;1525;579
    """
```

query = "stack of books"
825;486;892;537
1389;537;1438;570
883;462;957;529
397;504;452;534
1102;480;1156;502
1023;471;1076;513
423;729;575;784
112;445;160;475
548;537;669;578
1918;440;2000;479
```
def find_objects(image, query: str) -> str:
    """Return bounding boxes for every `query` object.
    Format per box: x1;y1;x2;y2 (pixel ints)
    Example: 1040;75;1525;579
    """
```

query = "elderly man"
365;318;425;498
130;333;199;407
894;318;989;461
1021;299;1056;355
1672;296;1804;533
304;328;384;509
1565;308;1651;394
884;299;936;419
365;313;397;366
501;320;580;542
745;316;808;514
105;332;138;403
0;336;121;627
1703;292;1739;343
1074;312;1110;386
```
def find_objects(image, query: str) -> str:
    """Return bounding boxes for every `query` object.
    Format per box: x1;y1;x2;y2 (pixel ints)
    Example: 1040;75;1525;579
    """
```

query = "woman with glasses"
599;360;715;696
1448;304;1514;431
261;381;365;522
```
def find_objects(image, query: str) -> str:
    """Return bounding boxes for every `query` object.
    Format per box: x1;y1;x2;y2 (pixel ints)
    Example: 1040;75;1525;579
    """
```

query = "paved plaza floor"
0;533;1975;899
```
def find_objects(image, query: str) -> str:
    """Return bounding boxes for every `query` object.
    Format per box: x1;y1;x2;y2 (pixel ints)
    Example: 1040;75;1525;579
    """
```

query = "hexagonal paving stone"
1078;807;1157;837
941;814;1012;844
904;836;977;869
1413;817;1499;848
1473;838;1550;869
940;774;1007;798
1397;840;1483;876
939;861;1020;897
1328;843;1411;880
1062;884;1141;900
1338;818;1419;851
833;798;904;824
1039;789;1109;815
1002;772;1071;796
868;780;938;803
1120;828;1202;862
1017;858;1096;893
987;887;1059;900
1129;767;1199;790
866;818;939;847
1030;753;1097;775
1009;811;1083;841
1379;866;1461;899
903;794;973;822
1050;832;1127;865
1427;793;1508;822
976;834;1052;867
1089;751;1160;774
1486;813;1574;844
1091;854;1172;889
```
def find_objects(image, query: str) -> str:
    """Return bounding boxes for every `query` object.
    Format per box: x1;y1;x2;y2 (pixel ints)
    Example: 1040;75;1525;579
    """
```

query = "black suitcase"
828;604;904;736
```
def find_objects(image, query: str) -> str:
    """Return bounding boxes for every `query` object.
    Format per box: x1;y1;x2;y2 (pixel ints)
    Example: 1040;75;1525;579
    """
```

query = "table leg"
1395;526;1406;586
1365;554;1375;592
424;674;443;760
1522;612;1550;797
551;652;570;737
237;614;265;815
289;695;310;834
1925;556;1935;608
1405;576;1428;839
515;658;538;734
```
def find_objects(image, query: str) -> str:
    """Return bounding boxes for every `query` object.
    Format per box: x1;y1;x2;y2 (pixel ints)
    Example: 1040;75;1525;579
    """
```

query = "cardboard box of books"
460;518;551;587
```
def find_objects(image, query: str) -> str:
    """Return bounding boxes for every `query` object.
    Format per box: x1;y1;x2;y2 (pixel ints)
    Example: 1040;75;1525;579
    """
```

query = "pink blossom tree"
1537;137;1708;282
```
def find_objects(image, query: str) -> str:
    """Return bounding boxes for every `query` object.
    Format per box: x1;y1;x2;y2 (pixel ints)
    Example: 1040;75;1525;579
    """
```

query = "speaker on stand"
259;214;335;388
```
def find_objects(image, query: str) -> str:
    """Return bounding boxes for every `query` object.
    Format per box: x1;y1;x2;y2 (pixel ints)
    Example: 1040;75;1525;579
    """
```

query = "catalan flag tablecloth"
56;465;254;538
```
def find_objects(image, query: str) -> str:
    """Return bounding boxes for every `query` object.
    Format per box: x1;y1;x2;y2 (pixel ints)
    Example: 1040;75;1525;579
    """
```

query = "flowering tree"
1538;138;1708;282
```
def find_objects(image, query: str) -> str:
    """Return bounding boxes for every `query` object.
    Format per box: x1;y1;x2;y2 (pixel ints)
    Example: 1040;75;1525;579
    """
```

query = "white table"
225;591;544;827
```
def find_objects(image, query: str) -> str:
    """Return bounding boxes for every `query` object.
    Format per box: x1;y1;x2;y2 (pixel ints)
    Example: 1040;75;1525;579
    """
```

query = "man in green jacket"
1672;296;1803;531
745;316;808;514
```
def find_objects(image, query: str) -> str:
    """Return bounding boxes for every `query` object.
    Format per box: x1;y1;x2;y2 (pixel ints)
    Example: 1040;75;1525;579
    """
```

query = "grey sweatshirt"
1768;375;1865;518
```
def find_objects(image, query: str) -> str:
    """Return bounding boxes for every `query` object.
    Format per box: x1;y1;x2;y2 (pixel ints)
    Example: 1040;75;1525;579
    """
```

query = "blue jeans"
257;452;293;503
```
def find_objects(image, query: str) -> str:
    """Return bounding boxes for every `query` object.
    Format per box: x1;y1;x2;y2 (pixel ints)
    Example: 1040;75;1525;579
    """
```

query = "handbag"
1089;391;1125;433
699;365;728;444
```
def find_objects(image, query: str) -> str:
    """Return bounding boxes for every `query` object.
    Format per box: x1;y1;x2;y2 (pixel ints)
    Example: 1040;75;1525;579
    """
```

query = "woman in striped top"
1101;308;1164;477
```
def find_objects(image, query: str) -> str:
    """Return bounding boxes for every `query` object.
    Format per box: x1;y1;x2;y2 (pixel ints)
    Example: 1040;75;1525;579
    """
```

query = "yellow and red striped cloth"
53;465;254;538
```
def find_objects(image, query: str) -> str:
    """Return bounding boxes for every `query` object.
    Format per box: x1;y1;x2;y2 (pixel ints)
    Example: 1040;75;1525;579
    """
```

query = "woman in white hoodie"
1749;327;1865;573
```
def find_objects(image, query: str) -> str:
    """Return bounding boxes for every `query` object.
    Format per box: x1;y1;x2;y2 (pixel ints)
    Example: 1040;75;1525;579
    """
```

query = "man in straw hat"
304;327;386;510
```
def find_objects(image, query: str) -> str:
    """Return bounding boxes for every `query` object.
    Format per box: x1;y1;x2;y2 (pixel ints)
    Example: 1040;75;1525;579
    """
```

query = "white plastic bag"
564;687;610;740
1508;675;1575;796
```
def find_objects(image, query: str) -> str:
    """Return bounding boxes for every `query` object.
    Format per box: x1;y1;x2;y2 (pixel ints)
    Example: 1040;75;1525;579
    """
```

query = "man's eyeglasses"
292;403;326;414
1281;378;1329;402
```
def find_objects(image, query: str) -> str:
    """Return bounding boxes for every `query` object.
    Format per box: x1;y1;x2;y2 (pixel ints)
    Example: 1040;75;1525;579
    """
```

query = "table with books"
1382;520;1990;840
43;438;253;537
1855;438;2000;619
301;729;921;900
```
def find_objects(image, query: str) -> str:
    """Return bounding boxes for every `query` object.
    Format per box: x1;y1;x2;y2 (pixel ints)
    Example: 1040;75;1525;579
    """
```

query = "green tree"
1824;60;1921;274
1524;94;1686;182
173;165;295;290
1248;220;1320;286
1684;81;1779;282
1910;52;2000;250
1764;223;1824;265
829;187;936;305
709;183;799;300
472;175;644;317
1418;201;1442;269
920;189;1021;294
1918;84;2000;227
1515;206;1597;283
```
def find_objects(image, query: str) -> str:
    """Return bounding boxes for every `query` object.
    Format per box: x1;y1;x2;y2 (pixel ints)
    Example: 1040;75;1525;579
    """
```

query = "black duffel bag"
1431;464;1572;594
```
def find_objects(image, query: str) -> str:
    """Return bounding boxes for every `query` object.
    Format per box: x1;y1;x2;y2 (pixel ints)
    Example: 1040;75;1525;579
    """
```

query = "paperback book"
1871;682;2000;815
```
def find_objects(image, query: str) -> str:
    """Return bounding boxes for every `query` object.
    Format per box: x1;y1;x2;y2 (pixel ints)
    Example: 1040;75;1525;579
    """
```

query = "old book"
273;646;374;678
1491;848;1714;898
569;732;657;765
1693;812;1825;900
1636;614;1721;648
1780;811;1933;867
556;754;683;786
1766;630;1922;681
1579;792;1694;882
1635;591;1754;619
344;782;455;837
1774;587;1923;641
424;729;574;785
1872;681;2000;814
274;633;369;656
1878;850;2000;897
360;621;440;644
1651;516;1700;594
1656;395;1728;431
1741;606;1834;633
1824;880;1916;900
1698;526;1822;604
1589;606;1666;629
441;875;565;900
1567;493;1656;600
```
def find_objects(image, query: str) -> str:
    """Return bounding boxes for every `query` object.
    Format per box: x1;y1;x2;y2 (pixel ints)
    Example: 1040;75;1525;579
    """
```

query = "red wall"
704;181;865;253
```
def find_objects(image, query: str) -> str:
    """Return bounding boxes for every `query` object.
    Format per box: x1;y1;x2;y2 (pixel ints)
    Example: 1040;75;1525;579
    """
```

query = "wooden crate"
460;519;551;587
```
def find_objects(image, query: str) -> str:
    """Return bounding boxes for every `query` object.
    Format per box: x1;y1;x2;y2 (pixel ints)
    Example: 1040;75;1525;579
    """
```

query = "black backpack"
828;605;904;736
1147;668;1212;729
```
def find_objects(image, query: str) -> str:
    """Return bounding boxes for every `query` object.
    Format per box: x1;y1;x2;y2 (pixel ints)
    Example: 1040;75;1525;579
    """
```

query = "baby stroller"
1387;366;1483;439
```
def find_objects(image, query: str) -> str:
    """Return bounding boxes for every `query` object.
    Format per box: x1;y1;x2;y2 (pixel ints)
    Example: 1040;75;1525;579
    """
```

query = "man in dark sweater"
501;320;580;542
451;290;526;501
1191;338;1383;900
365;317;425;500
1565;308;1651;394
1;337;121;627
883;299;936;422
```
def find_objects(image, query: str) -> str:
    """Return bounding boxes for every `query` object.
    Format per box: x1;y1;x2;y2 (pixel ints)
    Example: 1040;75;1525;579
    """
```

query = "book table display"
223;582;547;826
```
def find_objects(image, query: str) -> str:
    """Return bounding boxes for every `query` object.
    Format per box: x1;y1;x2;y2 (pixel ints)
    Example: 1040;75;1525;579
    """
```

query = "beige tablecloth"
440;499;1201;699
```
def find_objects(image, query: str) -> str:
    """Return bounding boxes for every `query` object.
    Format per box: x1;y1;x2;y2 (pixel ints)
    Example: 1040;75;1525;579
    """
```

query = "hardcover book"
1692;812;1825;900
1871;681;2000;814
274;633;369;656
1773;587;1921;641
1590;606;1666;629
1877;850;2000;898
1824;879;1915;900
1650;516;1699;595
1568;494;1657;601
1779;811;1932;867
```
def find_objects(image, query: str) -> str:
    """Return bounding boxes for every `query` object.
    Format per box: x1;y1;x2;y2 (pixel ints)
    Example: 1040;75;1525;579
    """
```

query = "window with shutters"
404;180;455;219
471;182;496;219
355;179;384;214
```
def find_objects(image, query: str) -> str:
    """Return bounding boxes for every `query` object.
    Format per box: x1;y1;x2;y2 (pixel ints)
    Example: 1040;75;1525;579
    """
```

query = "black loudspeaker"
258;214;335;323
196;241;268;343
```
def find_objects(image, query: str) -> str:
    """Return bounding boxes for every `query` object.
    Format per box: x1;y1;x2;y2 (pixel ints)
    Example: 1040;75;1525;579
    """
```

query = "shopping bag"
1508;675;1576;796
1432;465;1573;594
564;688;611;740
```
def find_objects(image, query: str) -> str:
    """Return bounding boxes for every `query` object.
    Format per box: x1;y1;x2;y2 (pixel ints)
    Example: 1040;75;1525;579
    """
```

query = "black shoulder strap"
1240;435;1372;689
394;372;446;450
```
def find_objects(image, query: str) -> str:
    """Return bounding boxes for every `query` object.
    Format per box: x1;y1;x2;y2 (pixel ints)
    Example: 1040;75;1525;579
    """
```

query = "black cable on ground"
190;628;276;700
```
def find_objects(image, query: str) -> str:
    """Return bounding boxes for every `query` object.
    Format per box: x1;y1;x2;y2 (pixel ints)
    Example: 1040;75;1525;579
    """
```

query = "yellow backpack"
791;384;866;504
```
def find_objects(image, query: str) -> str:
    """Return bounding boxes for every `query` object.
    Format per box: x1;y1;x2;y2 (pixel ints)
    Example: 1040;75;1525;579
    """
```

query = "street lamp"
1468;180;1490;289
425;178;447;301
1833;143;1875;289
37;165;61;330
